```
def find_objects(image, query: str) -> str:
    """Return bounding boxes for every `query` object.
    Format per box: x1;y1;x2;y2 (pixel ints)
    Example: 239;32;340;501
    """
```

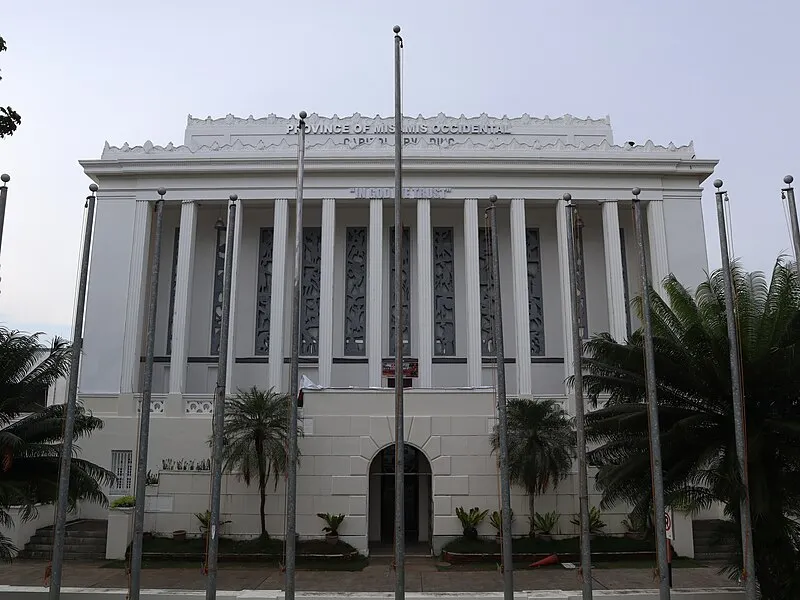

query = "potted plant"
196;510;231;536
455;506;488;540
570;506;607;537
110;495;135;509
489;509;514;544
531;510;560;541
317;512;345;545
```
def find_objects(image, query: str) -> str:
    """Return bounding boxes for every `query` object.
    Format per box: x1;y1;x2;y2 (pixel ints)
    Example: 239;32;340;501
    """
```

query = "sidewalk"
0;558;737;592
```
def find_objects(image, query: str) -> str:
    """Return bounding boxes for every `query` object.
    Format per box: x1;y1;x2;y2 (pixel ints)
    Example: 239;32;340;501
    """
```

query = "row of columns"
119;195;669;396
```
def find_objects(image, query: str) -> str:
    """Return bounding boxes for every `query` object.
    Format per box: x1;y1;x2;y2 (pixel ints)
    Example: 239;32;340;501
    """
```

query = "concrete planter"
105;507;133;560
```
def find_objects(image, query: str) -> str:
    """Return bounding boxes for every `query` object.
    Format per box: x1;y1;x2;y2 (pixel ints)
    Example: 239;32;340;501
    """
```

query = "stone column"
601;200;629;342
463;198;482;388
555;197;574;389
647;199;670;297
367;198;383;387
225;198;244;395
168;200;197;394
120;199;152;394
318;198;336;387
510;198;532;396
269;199;289;391
416;198;433;388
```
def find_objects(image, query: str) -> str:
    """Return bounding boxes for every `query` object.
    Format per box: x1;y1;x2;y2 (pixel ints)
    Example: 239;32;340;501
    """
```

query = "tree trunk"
528;494;536;537
255;434;268;537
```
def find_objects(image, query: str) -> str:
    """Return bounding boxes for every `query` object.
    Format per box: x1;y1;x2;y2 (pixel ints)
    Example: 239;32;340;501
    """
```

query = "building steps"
19;519;107;561
692;519;739;565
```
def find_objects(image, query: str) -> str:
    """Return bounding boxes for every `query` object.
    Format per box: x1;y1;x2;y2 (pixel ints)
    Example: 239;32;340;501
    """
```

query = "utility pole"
285;111;307;600
205;196;237;600
781;175;800;277
0;173;9;259
713;179;757;599
392;25;406;600
128;188;166;600
564;194;593;599
631;188;671;600
48;183;99;600
486;195;514;599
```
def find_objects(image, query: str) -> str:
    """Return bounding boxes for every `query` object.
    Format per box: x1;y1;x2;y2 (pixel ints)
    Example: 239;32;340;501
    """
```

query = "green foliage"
490;398;574;534
317;512;345;535
0;327;113;562
195;510;230;534
219;386;302;537
581;259;800;596
0;36;21;139
570;506;606;535
489;509;514;532
455;506;489;539
531;511;560;535
111;496;135;508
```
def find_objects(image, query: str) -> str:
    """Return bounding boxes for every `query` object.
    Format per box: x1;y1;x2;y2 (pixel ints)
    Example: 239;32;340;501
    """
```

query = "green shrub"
111;496;135;508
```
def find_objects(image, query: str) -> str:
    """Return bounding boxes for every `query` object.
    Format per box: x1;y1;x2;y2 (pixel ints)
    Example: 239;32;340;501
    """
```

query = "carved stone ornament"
254;228;274;355
478;227;496;356
344;228;367;356
526;228;545;356
433;227;456;356
389;227;411;356
210;224;226;355
166;227;180;355
300;228;322;356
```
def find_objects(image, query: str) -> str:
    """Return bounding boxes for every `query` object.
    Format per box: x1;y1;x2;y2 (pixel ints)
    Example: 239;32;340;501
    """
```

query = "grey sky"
1;0;797;340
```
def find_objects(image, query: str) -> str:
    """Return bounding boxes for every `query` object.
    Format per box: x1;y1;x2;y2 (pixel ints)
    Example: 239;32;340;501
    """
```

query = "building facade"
75;113;715;556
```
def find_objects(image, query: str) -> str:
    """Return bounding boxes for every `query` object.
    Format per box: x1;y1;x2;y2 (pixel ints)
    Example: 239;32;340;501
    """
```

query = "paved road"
0;558;739;592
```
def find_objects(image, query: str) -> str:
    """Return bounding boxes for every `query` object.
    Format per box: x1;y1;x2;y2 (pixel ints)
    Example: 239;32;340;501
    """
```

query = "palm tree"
0;327;113;561
582;259;800;597
490;398;575;536
220;386;301;538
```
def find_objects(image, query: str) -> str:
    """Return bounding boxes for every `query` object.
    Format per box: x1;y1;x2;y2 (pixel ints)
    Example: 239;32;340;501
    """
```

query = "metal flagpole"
713;179;757;598
781;175;800;277
564;194;593;599
486;195;514;598
631;188;671;600
128;187;167;600
48;183;99;600
0;173;9;259
285;110;307;600
205;195;238;600
392;24;406;600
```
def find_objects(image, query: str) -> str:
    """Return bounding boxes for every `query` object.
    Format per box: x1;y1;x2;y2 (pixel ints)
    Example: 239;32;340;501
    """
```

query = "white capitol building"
71;112;716;557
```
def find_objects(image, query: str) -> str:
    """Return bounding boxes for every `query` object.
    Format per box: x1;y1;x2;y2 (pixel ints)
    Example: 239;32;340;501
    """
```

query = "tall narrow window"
433;227;455;356
111;450;133;494
344;227;367;356
575;215;589;338
255;228;274;355
300;227;322;356
166;226;180;354
526;228;545;356
620;227;632;338
478;227;495;355
210;221;226;355
389;227;411;356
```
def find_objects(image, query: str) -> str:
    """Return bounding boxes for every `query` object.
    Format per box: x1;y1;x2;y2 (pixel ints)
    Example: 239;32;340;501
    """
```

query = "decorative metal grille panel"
255;228;274;355
300;228;322;356
344;227;367;356
389;227;411;356
526;228;545;356
433;227;456;356
111;450;133;493
166;227;180;354
576;217;588;338
478;227;496;355
210;224;226;355
620;227;632;338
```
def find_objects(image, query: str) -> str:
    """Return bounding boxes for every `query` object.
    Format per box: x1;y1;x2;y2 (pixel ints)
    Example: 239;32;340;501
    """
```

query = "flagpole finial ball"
229;194;238;202
562;193;571;202
713;179;723;189
393;25;401;33
0;174;9;184
299;111;307;120
89;183;99;193
157;187;167;197
632;187;641;196
784;175;794;185
489;194;498;204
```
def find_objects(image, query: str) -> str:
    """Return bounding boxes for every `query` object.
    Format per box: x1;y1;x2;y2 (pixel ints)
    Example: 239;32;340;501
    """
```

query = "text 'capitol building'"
76;113;716;556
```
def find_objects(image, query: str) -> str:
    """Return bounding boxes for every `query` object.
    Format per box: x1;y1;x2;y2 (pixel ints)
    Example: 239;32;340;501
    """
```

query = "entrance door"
376;445;423;543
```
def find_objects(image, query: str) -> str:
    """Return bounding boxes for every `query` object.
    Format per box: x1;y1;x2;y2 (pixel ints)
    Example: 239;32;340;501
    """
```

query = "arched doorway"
368;444;432;554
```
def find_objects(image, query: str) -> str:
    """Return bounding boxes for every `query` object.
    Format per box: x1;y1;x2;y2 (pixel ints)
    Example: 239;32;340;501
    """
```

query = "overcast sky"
1;0;798;340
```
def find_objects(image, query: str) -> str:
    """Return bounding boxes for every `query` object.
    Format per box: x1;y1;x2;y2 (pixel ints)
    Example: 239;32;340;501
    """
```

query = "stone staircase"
693;519;738;565
20;519;108;561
